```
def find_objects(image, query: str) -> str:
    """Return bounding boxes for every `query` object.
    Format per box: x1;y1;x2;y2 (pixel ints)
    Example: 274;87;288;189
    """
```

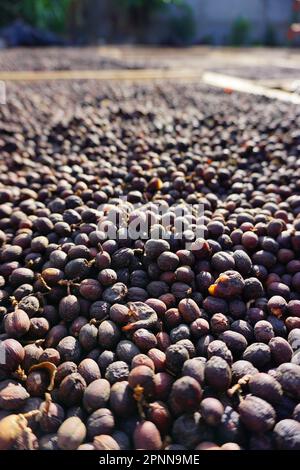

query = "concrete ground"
0;46;299;101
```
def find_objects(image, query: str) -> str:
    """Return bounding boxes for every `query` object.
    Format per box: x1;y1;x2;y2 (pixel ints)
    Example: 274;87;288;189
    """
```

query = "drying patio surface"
0;46;299;103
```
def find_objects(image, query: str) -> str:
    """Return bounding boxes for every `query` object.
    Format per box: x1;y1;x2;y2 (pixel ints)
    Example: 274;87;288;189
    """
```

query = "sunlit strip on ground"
0;69;201;82
202;71;300;104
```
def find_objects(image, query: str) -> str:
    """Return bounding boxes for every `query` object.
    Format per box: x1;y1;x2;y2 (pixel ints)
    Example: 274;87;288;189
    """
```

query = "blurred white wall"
74;0;295;45
187;0;293;44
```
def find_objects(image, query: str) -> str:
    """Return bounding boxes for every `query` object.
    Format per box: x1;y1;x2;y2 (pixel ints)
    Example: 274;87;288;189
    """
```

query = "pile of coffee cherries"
0;79;299;450
0;48;162;72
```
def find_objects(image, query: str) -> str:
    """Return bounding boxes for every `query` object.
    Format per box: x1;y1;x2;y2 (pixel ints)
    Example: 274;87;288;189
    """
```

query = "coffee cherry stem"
90;315;109;327
12;365;27;382
22;410;41;421
228;374;251;398
9;296;19;308
37;274;51;292
44;392;52;414
133;385;147;419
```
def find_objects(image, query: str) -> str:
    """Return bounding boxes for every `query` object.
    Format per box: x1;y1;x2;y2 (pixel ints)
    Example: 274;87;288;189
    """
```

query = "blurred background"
0;0;300;48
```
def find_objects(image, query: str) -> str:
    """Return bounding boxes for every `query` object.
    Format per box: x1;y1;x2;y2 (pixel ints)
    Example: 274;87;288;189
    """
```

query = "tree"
116;0;185;41
0;0;72;32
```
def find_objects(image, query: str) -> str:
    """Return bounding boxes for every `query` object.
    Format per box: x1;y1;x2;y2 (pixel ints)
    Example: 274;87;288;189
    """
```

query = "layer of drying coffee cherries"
0;80;300;450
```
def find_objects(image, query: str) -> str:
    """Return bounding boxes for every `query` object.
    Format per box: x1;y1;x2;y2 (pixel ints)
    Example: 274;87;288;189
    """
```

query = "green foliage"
201;34;213;45
117;0;185;21
0;0;20;27
230;17;251;46
21;0;72;32
264;25;277;47
119;0;183;9
115;0;187;41
168;4;196;45
0;0;72;32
